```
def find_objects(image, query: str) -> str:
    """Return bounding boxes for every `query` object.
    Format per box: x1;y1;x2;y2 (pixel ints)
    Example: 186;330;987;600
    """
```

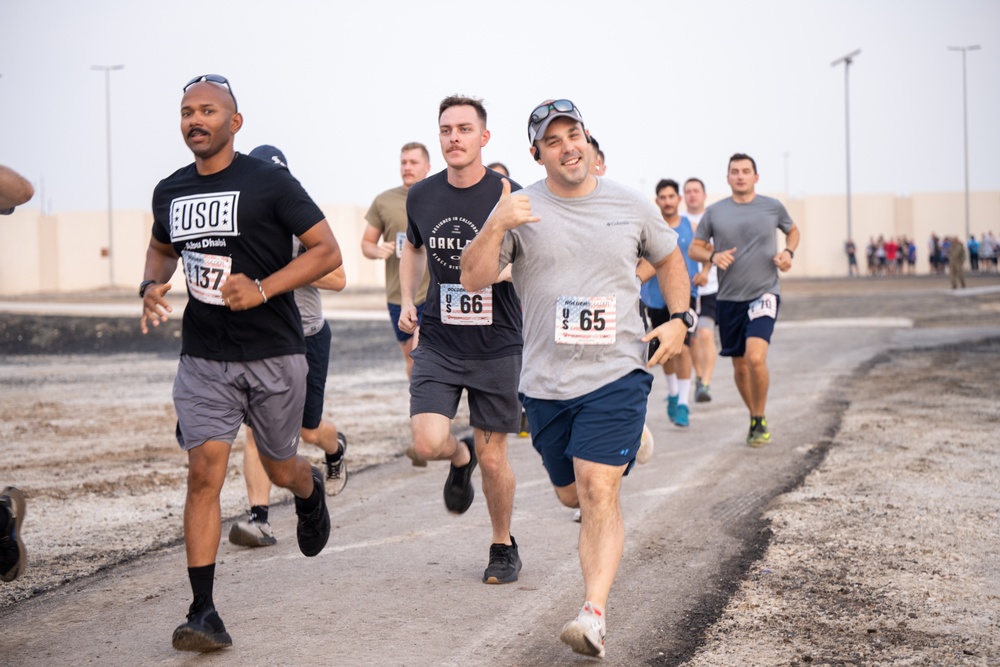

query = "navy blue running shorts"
388;302;426;343
717;294;781;358
302;321;331;431
521;369;652;488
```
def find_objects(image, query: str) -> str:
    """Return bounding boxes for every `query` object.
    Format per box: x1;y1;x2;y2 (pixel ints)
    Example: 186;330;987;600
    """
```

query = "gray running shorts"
173;354;308;461
409;345;522;433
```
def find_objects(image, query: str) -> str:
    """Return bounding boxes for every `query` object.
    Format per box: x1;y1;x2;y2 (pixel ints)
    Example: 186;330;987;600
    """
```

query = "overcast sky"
1;0;997;214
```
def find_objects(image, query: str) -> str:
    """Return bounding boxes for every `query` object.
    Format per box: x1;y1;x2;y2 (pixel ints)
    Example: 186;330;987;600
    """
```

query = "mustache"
186;128;208;138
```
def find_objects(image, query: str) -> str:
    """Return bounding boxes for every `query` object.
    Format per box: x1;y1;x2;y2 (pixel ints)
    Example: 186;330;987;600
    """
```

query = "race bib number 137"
555;295;617;345
182;250;232;306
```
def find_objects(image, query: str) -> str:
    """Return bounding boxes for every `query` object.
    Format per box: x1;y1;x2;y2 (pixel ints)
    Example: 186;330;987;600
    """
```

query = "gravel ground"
2;274;999;666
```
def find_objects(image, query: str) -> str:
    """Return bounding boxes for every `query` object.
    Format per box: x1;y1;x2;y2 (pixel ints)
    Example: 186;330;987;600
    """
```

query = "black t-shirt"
151;153;325;361
406;168;523;359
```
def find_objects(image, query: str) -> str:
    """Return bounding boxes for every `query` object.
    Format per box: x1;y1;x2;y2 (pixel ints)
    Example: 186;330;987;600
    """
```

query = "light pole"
947;45;980;242
831;49;861;244
91;64;124;287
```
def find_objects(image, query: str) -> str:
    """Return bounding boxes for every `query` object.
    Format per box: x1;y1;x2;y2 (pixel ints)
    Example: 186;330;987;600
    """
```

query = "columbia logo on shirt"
170;192;240;242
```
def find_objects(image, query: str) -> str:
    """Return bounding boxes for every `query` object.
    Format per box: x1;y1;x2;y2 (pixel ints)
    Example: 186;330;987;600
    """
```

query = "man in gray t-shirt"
689;153;800;447
461;99;690;661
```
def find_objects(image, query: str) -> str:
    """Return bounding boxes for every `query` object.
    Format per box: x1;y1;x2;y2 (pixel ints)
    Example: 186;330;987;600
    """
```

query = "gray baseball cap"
527;99;585;144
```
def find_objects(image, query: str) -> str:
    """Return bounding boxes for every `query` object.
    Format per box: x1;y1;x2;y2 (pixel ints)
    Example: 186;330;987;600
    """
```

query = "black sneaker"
171;596;233;652
324;432;348;496
0;487;26;582
444;436;477;514
483;535;522;584
295;467;330;557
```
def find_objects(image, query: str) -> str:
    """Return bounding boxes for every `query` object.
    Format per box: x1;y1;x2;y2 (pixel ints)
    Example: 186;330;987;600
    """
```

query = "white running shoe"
560;601;606;658
324;432;348;496
636;423;655;464
228;514;277;547
572;508;582;523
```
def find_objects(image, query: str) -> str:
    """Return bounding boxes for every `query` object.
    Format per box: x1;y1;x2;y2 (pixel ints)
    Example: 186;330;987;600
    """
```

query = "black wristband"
709;251;716;264
138;280;157;298
784;248;795;259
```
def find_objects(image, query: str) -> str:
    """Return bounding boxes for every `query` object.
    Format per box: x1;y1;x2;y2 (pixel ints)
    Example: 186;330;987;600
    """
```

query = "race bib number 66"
182;250;232;306
555;295;617;345
440;283;493;325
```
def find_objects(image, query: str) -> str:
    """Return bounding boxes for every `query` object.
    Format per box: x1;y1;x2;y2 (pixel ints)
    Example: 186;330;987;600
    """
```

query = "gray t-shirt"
695;195;793;301
292;237;324;337
499;178;678;400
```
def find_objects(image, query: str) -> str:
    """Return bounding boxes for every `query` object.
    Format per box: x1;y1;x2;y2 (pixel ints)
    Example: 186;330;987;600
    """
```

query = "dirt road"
1;275;998;665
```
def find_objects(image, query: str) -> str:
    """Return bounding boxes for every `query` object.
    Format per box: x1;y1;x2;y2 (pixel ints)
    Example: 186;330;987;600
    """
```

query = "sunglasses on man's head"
528;99;578;127
183;74;238;112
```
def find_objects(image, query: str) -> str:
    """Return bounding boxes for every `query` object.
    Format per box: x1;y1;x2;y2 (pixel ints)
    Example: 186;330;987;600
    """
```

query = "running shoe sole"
0;487;26;582
560;618;605;658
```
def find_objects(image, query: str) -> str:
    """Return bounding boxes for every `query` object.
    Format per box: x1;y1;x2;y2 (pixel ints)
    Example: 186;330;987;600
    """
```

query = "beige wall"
0;203;377;296
1;192;996;296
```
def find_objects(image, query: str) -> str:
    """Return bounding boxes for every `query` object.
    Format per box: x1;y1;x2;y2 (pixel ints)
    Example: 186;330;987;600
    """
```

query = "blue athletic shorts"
302;321;331;430
387;303;426;343
716;294;781;358
521;369;652;488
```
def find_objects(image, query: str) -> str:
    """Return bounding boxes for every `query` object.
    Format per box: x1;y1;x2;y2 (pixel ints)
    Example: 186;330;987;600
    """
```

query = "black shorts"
409;345;522;433
696;293;717;329
302;321;331;430
644;295;697;346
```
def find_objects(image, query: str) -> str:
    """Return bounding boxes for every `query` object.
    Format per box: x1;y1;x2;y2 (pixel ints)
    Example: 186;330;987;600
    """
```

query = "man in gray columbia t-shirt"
689;153;800;447
461;99;690;660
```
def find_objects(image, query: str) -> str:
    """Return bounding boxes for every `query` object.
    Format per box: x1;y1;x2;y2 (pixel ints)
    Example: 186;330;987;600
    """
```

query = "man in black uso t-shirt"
139;75;342;653
399;95;524;586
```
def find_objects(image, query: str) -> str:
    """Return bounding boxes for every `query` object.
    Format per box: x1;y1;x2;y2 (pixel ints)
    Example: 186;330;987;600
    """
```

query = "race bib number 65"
440;284;493;325
182;250;232;306
555;295;617;345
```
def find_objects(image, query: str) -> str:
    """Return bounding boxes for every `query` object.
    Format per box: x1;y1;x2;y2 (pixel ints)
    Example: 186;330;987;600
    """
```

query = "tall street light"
92;64;124;287
947;45;980;242
831;49;861;244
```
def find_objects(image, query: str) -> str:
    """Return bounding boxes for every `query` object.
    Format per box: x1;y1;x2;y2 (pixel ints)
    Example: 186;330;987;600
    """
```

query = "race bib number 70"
555;295;617;345
182;250;232;306
748;292;778;321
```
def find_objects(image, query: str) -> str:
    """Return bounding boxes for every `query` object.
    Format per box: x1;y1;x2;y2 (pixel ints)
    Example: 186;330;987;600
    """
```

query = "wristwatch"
669;310;695;329
138;280;157;298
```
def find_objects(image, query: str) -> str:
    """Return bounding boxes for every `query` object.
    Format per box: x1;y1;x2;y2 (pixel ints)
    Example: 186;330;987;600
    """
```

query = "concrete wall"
1;192;996;296
0;203;377;296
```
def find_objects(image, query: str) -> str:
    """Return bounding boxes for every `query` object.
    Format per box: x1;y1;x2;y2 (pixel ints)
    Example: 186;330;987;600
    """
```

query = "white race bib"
555;295;617;345
395;232;406;258
182;250;232;306
748;293;777;321
440;284;493;325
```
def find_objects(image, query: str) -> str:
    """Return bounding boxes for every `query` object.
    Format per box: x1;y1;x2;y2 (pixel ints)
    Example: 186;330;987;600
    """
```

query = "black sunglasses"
528;99;577;126
183;74;238;112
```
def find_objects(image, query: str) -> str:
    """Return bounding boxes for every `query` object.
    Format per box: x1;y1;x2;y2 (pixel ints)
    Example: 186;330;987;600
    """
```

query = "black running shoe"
0;487;26;582
483;534;522;584
295;467;330;557
444;436;477;514
172;597;233;652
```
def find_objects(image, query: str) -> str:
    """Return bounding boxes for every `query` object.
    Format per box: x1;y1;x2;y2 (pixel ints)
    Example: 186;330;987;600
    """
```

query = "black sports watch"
670;310;695;329
139;280;157;298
